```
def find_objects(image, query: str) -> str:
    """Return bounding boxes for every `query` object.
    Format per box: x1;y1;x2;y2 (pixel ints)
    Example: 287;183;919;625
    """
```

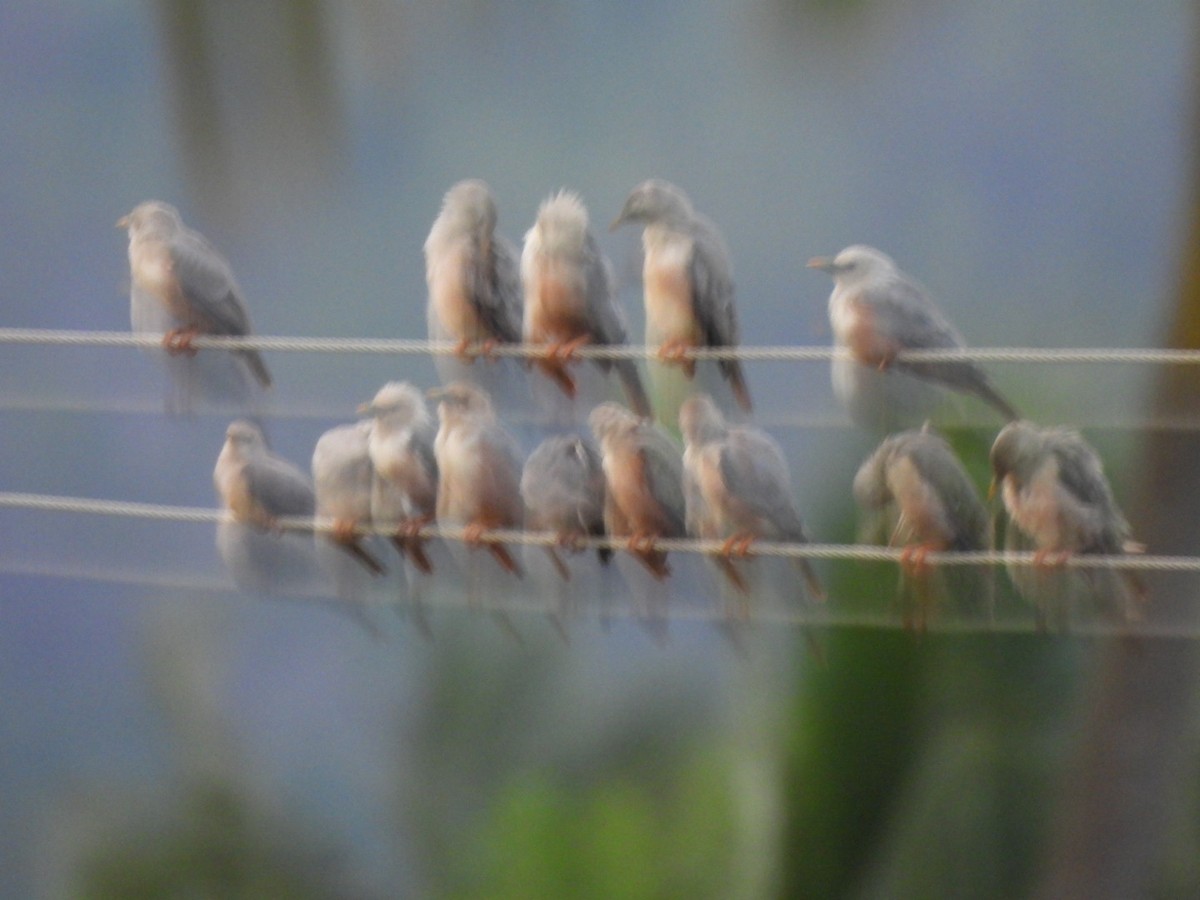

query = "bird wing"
169;230;254;336
1047;431;1130;551
686;215;739;350
718;430;807;540
471;234;523;344
902;433;990;551
638;425;687;537
245;455;316;519
582;231;627;345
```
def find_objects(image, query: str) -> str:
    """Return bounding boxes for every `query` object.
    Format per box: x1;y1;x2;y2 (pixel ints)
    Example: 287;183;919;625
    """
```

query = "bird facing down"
679;393;824;606
853;425;991;629
808;245;1017;428
311;420;388;577
522;190;651;416
612;180;752;412
521;433;612;580
588;401;687;580
119;201;272;389
424;179;523;359
990;420;1147;624
360;381;439;575
430;381;525;576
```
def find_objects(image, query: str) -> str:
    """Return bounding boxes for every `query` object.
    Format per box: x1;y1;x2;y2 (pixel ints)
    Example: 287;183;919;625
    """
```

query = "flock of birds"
115;178;1148;634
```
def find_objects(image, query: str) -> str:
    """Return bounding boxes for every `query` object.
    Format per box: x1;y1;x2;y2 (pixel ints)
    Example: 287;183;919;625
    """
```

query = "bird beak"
806;256;836;273
608;214;625;232
115;215;129;229
987;477;998;501
426;387;446;400
357;402;374;416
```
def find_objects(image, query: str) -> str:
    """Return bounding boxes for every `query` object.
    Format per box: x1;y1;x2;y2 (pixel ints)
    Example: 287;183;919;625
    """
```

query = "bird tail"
722;359;753;412
240;349;273;388
613;358;652;417
970;378;1019;421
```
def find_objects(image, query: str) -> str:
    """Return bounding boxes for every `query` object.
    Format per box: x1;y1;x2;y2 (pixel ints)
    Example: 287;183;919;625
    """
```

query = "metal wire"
2;327;1199;365
1;490;1194;572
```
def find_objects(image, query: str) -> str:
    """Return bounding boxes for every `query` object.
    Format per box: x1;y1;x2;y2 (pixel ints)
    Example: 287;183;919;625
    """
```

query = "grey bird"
119;201;272;389
312;420;388;577
521;433;611;581
430;381;525;577
425;180;523;360
215;420;314;532
853;425;991;630
611;180;752;412
522;190;651;417
990;420;1147;627
679;393;824;612
360;381;439;575
808;245;1017;429
588;401;687;580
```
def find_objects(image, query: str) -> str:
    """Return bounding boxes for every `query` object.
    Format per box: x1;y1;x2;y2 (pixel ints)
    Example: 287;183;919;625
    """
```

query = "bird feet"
1033;548;1072;569
163;327;200;357
899;542;941;577
454;338;500;363
546;335;590;363
720;533;757;559
657;340;697;377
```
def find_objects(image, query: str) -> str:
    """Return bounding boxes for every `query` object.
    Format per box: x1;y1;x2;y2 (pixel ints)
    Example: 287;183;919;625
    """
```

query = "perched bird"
311;420;387;578
611;180;752;412
521;190;650;417
360;381;439;575
588;401;687;580
990;420;1147;626
215;420;314;532
424;180;523;361
430;381;525;576
521;433;611;581
808;245;1017;430
853;425;991;629
679;393;824;610
119;201;272;393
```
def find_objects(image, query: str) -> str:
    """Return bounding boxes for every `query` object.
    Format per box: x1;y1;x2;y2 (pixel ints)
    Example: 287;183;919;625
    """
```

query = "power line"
1;490;1194;572
1;327;1199;365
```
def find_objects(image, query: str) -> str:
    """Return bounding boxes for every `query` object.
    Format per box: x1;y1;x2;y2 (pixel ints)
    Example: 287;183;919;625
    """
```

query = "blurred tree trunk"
1033;29;1200;899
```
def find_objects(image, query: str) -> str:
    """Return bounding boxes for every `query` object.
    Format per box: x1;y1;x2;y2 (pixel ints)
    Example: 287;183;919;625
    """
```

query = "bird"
588;401;687;580
808;245;1017;430
214;420;315;532
611;179;752;412
118;201;272;394
360;381;439;575
853;424;991;630
679;393;824;616
430;381;525;577
311;420;388;578
990;420;1147;627
521;190;651;417
521;433;611;581
424;180;523;362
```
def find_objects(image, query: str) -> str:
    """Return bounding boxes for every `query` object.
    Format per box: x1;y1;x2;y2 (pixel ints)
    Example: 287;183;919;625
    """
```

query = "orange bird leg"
331;518;386;575
656;340;696;379
464;521;523;577
627;533;671;580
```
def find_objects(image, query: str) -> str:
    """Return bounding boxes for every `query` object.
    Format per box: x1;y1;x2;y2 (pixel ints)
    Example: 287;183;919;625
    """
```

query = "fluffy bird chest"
1003;464;1066;550
129;239;189;319
885;455;952;546
830;289;895;366
689;445;734;537
428;241;487;341
603;440;667;535
642;232;700;344
525;257;589;342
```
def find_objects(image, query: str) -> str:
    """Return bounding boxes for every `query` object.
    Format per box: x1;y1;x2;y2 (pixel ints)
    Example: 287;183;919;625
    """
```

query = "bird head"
611;179;693;230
